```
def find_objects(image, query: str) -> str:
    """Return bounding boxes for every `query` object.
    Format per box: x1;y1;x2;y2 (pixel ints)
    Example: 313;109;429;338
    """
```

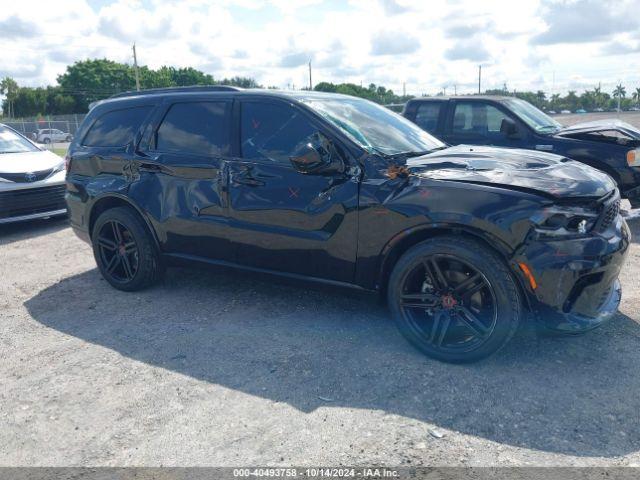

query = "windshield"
504;98;562;133
0;126;39;154
299;96;446;156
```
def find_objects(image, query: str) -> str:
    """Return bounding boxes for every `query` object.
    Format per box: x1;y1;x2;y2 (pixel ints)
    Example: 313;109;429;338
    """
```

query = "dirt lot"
0;211;639;466
2;111;640;467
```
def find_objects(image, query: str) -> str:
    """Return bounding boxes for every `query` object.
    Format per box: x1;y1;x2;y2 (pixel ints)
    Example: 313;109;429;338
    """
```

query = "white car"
35;128;73;144
0;124;67;224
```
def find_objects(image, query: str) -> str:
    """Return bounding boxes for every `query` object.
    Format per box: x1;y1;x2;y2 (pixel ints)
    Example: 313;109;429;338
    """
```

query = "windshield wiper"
386;147;444;159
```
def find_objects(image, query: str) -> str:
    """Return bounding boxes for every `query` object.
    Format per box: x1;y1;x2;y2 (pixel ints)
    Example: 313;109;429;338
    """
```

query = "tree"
1;77;19;118
57;59;137;111
613;84;626;98
633;87;640;105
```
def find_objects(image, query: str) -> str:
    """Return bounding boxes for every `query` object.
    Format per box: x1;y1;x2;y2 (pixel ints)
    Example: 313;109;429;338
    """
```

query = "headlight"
533;206;599;237
53;160;66;173
628;149;640;167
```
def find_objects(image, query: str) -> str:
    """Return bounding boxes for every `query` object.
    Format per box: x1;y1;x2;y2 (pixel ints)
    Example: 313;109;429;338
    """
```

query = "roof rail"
109;85;242;99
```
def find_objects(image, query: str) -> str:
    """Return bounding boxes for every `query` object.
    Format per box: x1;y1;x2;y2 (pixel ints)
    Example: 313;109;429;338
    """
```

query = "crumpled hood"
0;150;62;174
406;145;616;199
556;119;640;140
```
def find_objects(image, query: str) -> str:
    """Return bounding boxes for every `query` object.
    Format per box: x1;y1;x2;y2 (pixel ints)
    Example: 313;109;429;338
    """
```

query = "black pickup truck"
402;96;640;208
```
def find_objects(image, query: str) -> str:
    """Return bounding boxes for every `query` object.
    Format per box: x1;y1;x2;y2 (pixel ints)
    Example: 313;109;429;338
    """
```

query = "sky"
1;0;640;97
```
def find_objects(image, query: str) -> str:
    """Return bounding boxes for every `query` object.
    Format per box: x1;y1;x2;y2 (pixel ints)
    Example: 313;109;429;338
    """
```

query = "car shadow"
24;265;640;458
0;216;69;246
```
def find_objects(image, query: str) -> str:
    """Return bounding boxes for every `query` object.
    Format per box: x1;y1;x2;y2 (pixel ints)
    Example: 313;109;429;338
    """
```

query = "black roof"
91;86;365;110
109;85;242;99
409;95;513;102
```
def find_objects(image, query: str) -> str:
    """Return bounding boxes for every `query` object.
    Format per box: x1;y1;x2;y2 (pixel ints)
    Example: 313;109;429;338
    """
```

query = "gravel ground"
2;111;640;466
0;214;639;467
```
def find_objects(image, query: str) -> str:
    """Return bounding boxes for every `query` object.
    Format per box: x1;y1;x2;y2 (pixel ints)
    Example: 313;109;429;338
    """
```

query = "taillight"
627;149;640;167
65;153;71;172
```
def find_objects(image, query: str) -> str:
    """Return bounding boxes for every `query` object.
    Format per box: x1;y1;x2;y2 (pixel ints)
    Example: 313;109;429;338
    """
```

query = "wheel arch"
376;224;532;311
88;194;161;252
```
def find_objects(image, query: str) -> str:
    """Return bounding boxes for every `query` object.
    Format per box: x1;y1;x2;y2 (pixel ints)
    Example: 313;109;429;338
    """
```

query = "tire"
43;137;51;144
387;236;521;363
66;135;72;142
91;207;163;291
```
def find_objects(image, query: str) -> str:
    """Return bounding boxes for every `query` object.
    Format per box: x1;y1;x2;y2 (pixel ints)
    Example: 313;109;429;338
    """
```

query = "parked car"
66;87;630;363
575;108;587;114
0;124;67;224
547;110;556;115
35;128;73;144
402;96;640;208
560;109;571;114
594;107;605;112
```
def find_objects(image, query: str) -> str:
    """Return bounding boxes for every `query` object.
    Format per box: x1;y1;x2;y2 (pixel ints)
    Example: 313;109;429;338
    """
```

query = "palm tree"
550;93;560;109
633;87;640;106
613;84;626;98
593;85;602;108
613;84;626;112
0;77;19;118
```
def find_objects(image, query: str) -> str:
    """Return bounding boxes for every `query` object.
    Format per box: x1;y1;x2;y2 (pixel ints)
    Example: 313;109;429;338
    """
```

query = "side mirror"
290;133;344;174
500;118;518;136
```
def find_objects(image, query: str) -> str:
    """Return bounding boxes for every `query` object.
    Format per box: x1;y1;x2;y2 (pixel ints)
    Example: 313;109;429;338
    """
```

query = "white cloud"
0;0;637;97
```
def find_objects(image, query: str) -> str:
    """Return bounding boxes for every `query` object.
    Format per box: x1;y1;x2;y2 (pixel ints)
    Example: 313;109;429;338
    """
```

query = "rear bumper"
65;190;91;244
515;216;631;333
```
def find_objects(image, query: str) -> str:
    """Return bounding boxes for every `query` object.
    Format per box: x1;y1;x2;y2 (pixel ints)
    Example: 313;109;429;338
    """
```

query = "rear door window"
153;102;231;156
414;102;443;133
83;106;153;147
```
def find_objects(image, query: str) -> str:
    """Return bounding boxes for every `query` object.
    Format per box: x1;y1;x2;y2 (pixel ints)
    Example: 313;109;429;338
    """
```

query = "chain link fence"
2;114;87;148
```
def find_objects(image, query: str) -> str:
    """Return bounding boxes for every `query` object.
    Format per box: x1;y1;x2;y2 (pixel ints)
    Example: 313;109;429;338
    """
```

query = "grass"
52;148;67;157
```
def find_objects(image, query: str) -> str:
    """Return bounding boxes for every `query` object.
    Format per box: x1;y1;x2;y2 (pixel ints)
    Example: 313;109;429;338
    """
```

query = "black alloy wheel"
96;219;139;284
388;236;521;363
91;207;163;291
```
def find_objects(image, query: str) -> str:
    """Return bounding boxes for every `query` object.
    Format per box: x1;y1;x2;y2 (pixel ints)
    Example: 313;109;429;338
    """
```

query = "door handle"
233;176;265;187
232;167;265;187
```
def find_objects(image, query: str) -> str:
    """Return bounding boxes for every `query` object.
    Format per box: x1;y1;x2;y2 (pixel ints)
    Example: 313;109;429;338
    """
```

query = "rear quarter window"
82;106;153;147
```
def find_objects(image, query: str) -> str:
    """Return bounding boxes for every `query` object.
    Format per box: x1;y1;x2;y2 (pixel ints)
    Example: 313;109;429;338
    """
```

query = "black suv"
66;87;630;363
402;96;640;207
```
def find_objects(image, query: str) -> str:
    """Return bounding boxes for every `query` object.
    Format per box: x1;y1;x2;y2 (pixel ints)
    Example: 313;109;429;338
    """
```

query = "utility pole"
308;60;313;90
132;43;140;91
403;82;406;97
454;84;457;95
478;65;482;94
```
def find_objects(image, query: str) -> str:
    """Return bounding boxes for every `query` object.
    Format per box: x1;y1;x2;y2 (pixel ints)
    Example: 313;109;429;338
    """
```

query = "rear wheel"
91;207;163;291
387;236;521;363
43;137;51;144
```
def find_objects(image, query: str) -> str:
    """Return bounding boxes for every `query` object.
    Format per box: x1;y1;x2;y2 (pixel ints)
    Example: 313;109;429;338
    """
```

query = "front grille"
595;196;620;232
0;185;66;219
0;169;54;183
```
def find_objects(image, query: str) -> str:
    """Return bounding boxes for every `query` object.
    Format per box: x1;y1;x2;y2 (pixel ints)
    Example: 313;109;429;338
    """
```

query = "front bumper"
0;182;67;224
514;215;631;333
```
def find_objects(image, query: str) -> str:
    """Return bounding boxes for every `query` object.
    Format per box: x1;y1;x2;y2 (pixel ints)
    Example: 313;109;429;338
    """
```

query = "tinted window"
414;102;442;132
155;102;230;156
241;101;317;165
83;106;152;147
452;102;513;137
